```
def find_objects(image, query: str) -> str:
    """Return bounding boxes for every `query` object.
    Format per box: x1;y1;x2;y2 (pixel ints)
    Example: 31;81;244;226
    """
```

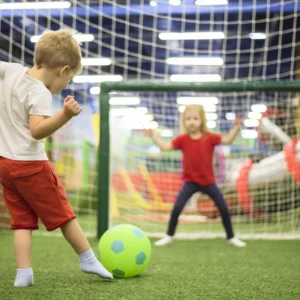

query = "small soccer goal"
97;80;300;240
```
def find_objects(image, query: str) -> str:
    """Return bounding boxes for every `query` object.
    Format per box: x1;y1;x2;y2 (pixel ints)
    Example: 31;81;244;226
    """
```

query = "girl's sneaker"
154;235;173;246
228;237;246;247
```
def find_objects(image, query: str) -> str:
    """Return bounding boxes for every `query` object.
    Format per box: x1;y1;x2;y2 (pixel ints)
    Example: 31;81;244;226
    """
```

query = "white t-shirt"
0;62;52;160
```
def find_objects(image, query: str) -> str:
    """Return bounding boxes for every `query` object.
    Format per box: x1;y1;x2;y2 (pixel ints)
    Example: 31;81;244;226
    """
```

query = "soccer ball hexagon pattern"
98;224;152;278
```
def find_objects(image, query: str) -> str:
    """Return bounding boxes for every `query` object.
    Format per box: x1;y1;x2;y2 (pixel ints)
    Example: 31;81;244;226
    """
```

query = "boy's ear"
60;65;70;76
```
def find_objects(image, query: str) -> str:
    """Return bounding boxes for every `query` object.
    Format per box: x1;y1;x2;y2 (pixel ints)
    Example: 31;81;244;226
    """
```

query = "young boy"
0;29;113;287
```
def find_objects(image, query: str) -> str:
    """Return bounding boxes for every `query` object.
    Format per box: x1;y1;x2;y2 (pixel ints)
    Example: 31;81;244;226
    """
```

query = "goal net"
0;0;300;239
99;81;300;240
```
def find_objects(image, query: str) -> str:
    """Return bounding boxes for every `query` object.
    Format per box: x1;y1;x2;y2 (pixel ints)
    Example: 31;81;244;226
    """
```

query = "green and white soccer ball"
98;224;151;278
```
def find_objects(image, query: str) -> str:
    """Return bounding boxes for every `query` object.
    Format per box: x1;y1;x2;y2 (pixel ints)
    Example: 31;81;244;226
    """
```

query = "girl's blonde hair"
34;28;82;75
180;104;210;134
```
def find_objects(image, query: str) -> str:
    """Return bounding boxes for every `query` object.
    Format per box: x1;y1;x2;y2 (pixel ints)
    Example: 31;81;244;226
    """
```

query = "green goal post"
97;80;300;238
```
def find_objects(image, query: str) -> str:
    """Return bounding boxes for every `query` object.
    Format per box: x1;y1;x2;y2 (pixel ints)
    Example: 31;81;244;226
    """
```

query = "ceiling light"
205;113;218;120
226;112;236;121
109;97;140;106
136;107;148;114
110;107;148;117
170;74;221;82
30;33;94;43
149;1;158;6
146;121;158;129
73;75;123;83
207;121;217;129
248;111;262;119
178;104;218;113
251;104;267;113
195;0;228;5
241;130;258;139
0;1;71;9
159;32;225;40
244;119;259;127
249;33;267;40
166;57;223;66
169;0;181;6
203;104;217;112
90;87;100;95
82;58;112;66
177;97;219;105
160;129;174;138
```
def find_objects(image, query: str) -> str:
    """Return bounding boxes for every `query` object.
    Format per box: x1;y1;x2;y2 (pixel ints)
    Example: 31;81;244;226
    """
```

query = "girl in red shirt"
145;104;246;247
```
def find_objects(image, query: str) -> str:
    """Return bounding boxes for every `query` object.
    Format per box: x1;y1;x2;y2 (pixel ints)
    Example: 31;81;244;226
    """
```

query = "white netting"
107;89;300;239
0;0;300;238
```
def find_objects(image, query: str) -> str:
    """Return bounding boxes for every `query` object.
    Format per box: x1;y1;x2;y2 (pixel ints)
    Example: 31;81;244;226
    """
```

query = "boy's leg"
60;219;113;279
1;178;38;288
14;230;34;287
60;218;90;254
14;230;32;268
10;162;112;280
155;182;199;246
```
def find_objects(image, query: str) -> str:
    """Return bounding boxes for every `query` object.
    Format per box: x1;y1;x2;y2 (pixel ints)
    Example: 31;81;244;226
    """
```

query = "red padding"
236;159;262;217
284;139;300;184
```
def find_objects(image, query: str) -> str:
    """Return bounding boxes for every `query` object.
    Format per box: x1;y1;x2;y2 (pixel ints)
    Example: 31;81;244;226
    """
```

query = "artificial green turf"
1;230;300;300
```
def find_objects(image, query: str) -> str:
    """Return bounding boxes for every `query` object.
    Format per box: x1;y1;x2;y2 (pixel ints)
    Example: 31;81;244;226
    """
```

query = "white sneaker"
154;235;173;246
228;237;246;247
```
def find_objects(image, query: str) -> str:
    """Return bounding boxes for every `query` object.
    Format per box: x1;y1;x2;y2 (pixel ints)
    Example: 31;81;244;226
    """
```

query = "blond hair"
180;104;210;134
34;28;82;74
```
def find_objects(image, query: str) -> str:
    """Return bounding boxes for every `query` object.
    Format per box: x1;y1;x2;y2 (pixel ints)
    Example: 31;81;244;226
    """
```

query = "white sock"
14;268;33;287
79;248;113;279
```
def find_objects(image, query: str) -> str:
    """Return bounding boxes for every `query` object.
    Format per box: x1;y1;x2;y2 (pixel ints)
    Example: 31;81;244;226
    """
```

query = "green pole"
97;84;110;238
82;140;90;190
103;80;300;92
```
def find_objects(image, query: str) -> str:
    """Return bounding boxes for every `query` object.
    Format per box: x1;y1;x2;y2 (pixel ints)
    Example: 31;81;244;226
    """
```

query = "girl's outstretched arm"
221;117;242;144
143;129;173;151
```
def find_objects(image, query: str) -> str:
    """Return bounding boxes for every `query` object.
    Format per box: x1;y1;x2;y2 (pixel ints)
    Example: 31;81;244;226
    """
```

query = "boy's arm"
221;118;242;144
29;96;81;140
144;129;173;151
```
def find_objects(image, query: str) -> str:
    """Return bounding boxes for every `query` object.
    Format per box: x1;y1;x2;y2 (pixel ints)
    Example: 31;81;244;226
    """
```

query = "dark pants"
167;182;234;239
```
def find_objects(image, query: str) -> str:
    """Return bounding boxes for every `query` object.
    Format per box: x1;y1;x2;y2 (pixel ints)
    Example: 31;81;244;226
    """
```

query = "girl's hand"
234;117;243;127
142;128;154;138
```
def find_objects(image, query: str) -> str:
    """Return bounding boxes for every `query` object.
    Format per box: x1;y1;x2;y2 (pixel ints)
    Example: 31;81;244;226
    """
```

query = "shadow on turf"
85;273;149;284
115;273;149;280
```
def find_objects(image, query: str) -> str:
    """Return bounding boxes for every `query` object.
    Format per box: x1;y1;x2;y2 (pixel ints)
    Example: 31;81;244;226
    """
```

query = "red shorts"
0;156;76;231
